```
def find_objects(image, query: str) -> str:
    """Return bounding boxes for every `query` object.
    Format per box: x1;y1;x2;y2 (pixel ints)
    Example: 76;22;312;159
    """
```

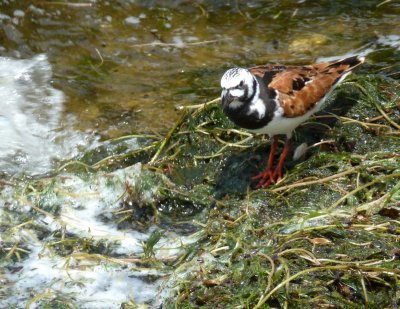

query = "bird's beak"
221;90;234;109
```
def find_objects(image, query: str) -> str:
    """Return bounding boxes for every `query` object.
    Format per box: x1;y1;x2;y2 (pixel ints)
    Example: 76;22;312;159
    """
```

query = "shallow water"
0;0;399;307
0;54;98;175
0;0;400;170
0;2;399;162
0;1;400;174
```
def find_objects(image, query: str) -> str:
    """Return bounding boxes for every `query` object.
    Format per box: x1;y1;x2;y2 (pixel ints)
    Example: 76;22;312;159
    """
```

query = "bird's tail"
327;55;365;71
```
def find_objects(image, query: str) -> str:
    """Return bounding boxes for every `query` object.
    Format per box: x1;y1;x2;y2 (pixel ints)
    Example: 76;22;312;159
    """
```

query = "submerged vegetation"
1;73;399;308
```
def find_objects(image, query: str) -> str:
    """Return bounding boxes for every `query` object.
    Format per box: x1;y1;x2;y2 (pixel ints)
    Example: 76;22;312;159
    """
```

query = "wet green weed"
1;74;399;308
156;74;400;308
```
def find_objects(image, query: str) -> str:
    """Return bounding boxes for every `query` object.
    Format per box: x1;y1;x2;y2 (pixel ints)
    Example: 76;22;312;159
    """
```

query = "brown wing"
249;56;364;117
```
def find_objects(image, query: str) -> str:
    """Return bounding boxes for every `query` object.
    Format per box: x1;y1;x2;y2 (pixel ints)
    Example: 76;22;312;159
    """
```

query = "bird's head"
220;68;256;110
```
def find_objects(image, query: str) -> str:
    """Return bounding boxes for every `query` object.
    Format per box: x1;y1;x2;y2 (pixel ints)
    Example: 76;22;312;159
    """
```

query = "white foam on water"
0;54;96;176
0;55;198;308
55;164;198;257
0;51;204;308
5;240;159;308
56;164;150;255
2;163;198;308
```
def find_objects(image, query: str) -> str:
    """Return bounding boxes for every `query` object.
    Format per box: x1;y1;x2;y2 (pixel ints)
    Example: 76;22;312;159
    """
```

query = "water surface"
1;1;399;151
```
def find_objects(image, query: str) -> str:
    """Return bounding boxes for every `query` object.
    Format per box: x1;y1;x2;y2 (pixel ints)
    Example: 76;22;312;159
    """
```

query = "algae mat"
158;75;400;308
1;74;400;308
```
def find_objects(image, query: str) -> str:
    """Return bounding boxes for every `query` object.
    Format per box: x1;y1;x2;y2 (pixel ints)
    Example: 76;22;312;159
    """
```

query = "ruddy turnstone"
220;55;364;188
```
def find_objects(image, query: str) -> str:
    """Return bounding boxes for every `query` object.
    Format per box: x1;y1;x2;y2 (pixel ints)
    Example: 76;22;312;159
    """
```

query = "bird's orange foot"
252;169;274;188
252;167;283;189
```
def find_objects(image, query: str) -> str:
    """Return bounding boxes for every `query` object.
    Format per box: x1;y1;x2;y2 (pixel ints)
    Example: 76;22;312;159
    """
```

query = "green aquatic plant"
1;74;399;308
157;74;400;308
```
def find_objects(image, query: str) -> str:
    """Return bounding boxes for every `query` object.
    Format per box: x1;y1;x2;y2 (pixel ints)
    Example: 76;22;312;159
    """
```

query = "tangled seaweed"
1;74;399;308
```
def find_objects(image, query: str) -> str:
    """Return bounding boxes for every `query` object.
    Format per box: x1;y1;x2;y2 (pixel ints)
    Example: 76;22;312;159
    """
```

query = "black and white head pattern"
220;68;257;109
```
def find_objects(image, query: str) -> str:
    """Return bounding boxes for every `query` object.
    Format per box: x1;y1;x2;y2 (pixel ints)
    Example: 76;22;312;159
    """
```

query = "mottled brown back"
249;56;364;117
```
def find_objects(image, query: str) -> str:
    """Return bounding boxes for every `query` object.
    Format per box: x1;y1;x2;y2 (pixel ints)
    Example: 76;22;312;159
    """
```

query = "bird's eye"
239;81;244;87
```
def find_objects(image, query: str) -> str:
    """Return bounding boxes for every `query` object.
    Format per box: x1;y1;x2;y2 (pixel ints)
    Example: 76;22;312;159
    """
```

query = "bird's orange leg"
271;138;292;184
252;136;279;188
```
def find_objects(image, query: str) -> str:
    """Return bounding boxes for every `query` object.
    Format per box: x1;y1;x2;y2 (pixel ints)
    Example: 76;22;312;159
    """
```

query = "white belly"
249;109;316;137
249;97;326;138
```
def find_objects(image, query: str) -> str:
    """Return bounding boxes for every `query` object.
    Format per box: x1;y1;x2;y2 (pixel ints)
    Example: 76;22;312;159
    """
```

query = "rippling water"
1;1;399;148
0;1;398;175
0;54;97;175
